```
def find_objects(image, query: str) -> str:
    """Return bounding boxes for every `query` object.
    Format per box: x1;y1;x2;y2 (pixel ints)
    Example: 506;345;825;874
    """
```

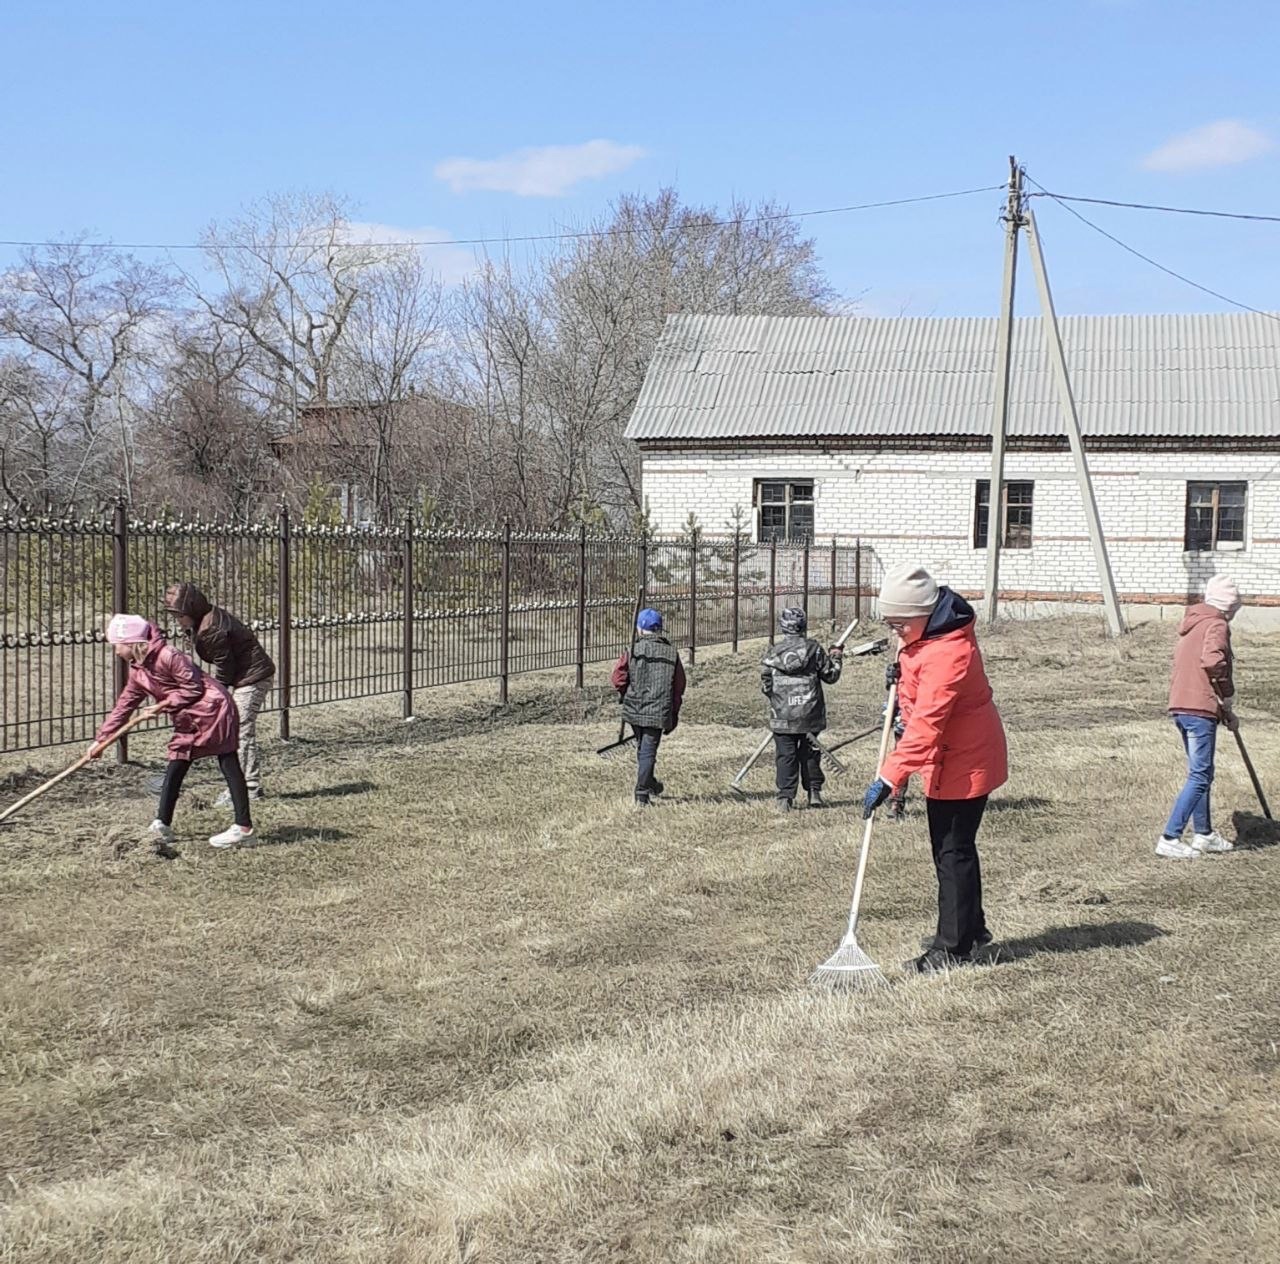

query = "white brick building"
625;313;1280;621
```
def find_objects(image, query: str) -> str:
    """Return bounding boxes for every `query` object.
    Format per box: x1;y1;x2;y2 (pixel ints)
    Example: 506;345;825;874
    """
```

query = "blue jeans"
1164;713;1217;838
632;725;663;798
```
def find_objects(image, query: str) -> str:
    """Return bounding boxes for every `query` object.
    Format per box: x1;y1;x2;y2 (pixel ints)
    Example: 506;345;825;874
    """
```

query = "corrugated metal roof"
624;313;1280;441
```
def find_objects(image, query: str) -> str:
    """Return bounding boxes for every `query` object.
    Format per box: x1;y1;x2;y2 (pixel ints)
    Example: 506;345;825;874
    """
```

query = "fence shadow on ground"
246;826;354;848
1231;811;1280;850
987;795;1053;813
984;920;1167;965
277;781;376;802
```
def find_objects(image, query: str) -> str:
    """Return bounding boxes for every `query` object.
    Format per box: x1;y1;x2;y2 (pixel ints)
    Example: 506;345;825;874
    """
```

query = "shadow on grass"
986;920;1167;965
987;795;1053;813
277;780;376;801
1231;811;1280;850
246;826;354;848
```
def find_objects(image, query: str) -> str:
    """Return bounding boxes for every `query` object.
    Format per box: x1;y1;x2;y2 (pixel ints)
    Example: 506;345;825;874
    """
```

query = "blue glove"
863;778;893;819
885;662;900;688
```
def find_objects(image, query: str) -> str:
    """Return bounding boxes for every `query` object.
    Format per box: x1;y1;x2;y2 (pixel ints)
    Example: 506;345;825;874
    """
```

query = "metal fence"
1;504;870;757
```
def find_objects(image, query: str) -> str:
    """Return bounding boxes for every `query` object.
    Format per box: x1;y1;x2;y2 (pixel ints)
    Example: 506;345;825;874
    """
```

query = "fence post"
575;523;587;690
688;529;699;666
829;535;838;628
111;499;129;765
277;502;292;741
639;533;648;608
854;537;863;623
802;539;810;619
401;510;414;720
731;533;740;653
498;520;512;704
768;538;777;645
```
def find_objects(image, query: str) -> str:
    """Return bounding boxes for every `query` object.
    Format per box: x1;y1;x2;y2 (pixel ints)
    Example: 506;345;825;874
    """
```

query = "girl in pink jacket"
1156;575;1241;859
91;614;255;849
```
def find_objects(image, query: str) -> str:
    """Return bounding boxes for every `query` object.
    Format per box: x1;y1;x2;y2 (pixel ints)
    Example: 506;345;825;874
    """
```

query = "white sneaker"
1155;835;1198;860
1192;831;1233;854
148;819;174;845
209;824;253;849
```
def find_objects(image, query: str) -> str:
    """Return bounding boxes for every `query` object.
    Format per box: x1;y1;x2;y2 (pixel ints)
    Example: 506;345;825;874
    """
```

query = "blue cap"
637;608;663;632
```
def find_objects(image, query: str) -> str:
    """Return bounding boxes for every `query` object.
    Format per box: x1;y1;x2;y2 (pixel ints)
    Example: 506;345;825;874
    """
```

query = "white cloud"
342;222;479;285
434;139;646;197
1141;119;1274;173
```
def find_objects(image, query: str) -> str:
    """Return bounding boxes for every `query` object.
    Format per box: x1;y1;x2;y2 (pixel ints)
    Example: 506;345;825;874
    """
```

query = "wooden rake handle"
1233;728;1272;820
0;710;151;825
845;682;899;937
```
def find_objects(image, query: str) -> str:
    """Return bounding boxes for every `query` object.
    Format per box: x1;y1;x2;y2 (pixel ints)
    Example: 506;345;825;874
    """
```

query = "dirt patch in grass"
3;618;1280;1261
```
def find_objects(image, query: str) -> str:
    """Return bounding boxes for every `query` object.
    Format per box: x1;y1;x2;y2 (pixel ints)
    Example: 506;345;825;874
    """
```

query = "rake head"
818;747;847;776
809;930;889;991
596;734;637;761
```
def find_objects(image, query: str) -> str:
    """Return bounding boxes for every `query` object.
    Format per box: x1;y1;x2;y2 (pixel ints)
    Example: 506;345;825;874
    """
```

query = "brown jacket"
1168;603;1233;719
163;583;275;690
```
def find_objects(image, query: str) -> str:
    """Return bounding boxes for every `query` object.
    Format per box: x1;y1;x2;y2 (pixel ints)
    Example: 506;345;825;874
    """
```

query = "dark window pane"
974;480;990;548
1218;507;1245;542
791;482;815;502
759;482;787;505
1184;481;1247;551
790;504;814;542
1005;481;1033;548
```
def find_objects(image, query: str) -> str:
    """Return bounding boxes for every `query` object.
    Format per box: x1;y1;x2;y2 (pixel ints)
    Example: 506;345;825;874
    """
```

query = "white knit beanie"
1204;574;1242;615
878;564;941;619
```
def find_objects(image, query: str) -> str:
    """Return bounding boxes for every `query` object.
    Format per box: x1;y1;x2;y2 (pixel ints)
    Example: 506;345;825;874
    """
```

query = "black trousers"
157;754;253;828
773;733;823;800
631;725;663;797
925;795;989;955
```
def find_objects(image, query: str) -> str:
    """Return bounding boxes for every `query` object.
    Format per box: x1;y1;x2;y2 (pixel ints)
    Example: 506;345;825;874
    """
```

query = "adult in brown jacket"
1157;574;1241;859
163;583;275;800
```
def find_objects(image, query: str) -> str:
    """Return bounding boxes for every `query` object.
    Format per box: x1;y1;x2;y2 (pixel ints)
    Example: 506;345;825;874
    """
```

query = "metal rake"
597;586;646;760
728;729;846;796
811;682;899;991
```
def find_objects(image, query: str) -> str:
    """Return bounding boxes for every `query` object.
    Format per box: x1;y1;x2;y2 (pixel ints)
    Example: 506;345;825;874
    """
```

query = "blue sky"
4;0;1278;317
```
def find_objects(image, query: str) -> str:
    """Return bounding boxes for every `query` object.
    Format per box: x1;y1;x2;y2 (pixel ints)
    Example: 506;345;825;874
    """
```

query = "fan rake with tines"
596;587;648;760
811;682;898;991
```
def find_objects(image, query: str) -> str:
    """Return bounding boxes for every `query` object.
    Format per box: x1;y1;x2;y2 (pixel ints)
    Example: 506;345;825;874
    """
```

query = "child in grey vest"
611;608;687;805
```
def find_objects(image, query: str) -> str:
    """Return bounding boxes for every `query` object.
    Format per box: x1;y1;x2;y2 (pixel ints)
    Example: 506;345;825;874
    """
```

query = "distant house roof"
623;312;1280;443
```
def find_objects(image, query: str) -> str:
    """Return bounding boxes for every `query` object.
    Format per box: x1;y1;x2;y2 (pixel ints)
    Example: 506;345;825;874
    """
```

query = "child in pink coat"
91;614;256;848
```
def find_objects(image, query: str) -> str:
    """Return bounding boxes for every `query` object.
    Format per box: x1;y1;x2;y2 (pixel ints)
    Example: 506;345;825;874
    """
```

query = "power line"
1025;174;1280;324
0;184;1005;254
1027;190;1280;225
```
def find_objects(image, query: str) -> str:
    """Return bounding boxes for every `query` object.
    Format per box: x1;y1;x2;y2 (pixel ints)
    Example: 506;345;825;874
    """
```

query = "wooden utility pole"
1023;208;1125;637
983;157;1023;625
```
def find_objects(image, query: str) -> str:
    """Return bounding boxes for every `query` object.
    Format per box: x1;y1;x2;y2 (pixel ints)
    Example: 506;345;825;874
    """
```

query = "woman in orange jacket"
862;565;1008;972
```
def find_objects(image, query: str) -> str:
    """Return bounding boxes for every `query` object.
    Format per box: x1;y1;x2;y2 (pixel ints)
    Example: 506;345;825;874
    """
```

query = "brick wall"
639;447;1280;602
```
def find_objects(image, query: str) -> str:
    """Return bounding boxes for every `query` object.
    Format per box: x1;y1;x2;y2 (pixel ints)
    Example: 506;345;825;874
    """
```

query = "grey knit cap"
779;606;807;635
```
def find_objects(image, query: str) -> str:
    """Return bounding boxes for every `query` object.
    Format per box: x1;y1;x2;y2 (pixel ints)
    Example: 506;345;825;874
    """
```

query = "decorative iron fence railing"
1;504;871;757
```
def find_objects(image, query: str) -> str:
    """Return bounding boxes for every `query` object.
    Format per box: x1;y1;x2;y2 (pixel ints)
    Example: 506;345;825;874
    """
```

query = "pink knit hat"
1204;575;1242;615
105;614;153;645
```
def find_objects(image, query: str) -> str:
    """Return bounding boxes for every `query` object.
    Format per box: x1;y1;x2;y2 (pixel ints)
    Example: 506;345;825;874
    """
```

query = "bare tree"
134;316;275;520
0;241;174;503
539;189;832;522
197;193;381;419
443;189;832;528
328;251;445;524
448;258;559;526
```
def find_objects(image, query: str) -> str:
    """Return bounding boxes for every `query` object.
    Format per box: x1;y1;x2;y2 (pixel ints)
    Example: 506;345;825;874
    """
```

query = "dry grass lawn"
2;616;1280;1262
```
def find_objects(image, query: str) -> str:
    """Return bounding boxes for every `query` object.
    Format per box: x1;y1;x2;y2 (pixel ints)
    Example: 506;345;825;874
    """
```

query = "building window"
1185;482;1246;552
974;480;1034;549
755;479;814;543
